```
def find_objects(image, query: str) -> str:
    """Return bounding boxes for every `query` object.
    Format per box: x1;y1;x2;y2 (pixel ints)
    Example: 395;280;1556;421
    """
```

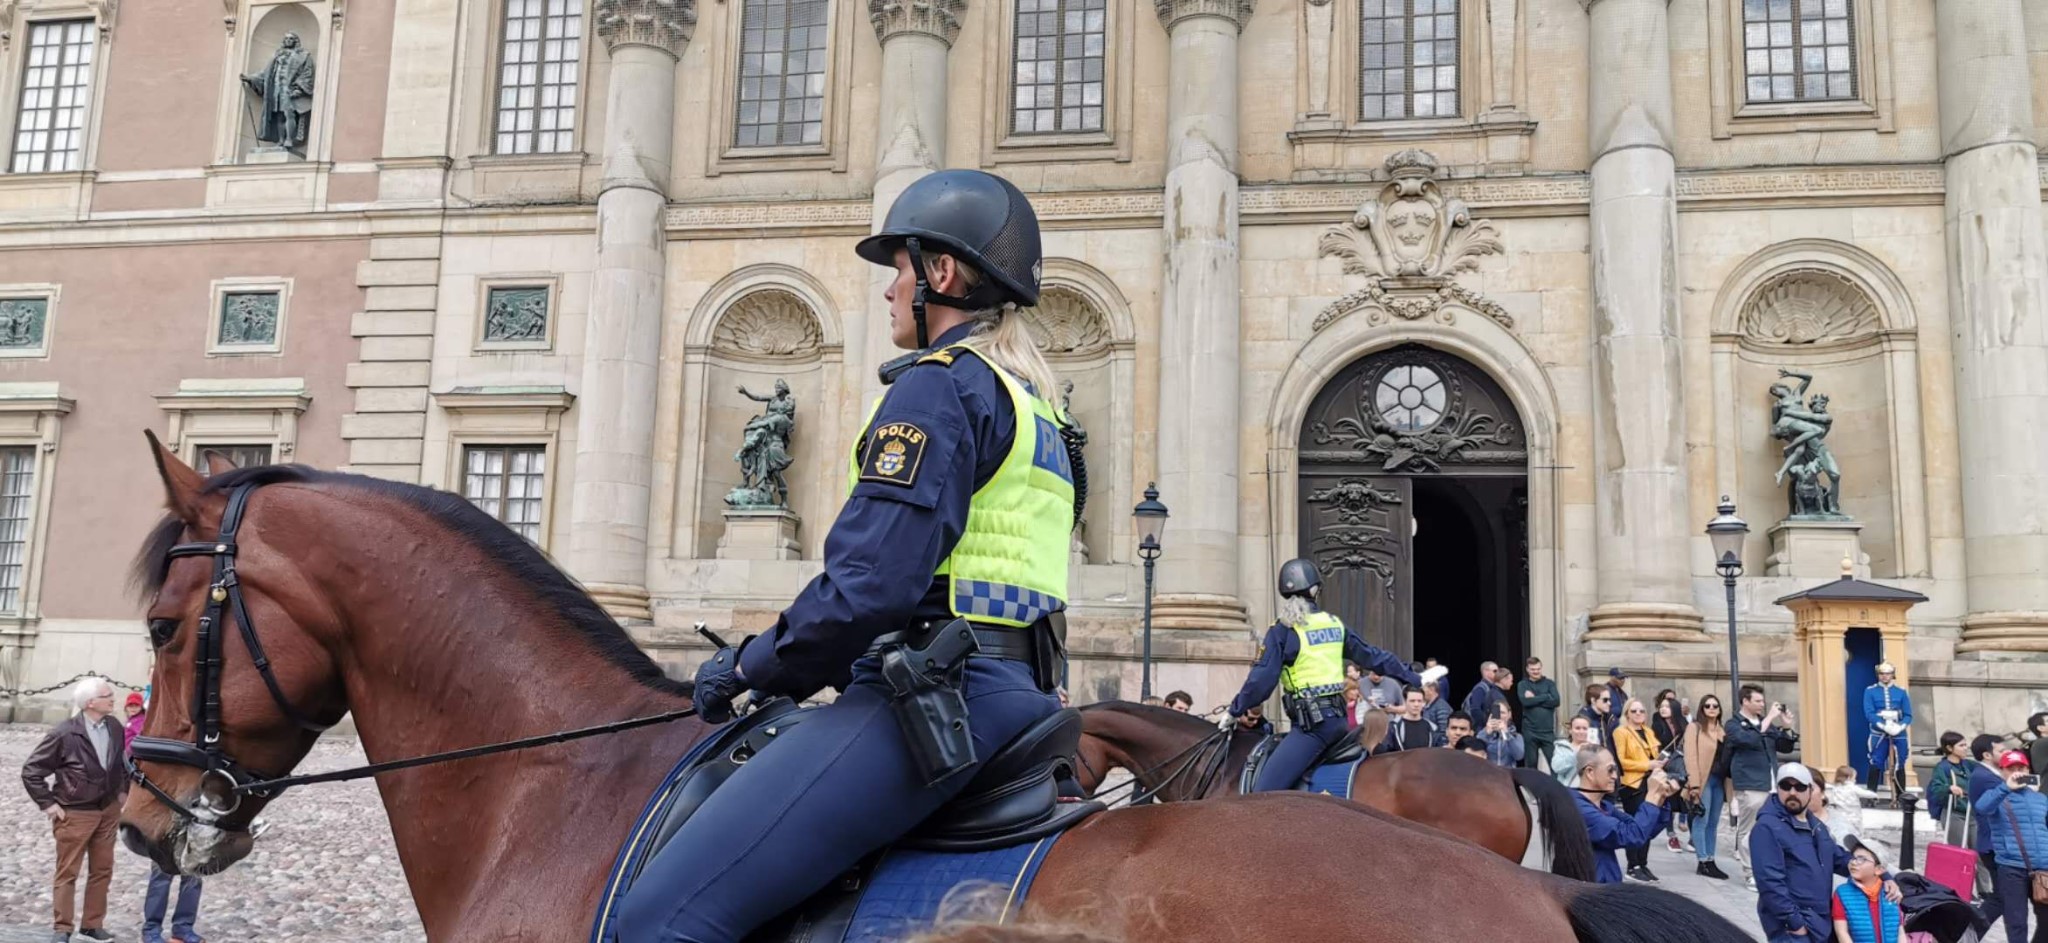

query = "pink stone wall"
0;239;366;620
95;2;225;173
330;0;395;164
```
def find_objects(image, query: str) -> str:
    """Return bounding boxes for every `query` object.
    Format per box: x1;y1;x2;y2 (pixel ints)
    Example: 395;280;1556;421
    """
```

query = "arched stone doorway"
1298;343;1530;704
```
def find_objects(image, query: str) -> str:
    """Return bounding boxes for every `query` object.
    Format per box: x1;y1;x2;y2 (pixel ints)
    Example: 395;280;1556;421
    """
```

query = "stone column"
859;0;964;397
1151;0;1252;631
570;0;695;621
1936;0;2048;652
1581;0;1701;639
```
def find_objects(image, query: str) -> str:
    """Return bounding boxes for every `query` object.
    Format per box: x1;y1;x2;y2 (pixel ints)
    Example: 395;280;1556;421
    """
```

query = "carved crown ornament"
594;0;696;54
1312;150;1512;334
868;0;965;45
1738;268;1883;348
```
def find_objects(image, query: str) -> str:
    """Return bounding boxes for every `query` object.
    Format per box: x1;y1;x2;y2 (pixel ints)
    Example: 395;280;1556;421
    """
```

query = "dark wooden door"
1297;344;1529;665
1300;476;1413;657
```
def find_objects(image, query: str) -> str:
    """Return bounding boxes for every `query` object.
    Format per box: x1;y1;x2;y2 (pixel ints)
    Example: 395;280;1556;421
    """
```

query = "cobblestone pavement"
2;725;421;942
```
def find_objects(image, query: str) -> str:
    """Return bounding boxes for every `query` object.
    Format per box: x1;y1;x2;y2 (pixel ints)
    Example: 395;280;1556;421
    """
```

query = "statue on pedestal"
1769;369;1846;520
725;380;795;509
241;32;315;153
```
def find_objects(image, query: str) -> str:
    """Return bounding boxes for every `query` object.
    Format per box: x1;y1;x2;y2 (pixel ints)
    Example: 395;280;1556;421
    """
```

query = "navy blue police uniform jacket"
737;321;1043;698
1227;620;1420;718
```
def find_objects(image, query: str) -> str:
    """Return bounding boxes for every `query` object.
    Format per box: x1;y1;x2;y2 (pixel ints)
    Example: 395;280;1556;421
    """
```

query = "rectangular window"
11;19;95;173
462;445;546;542
0;447;35;613
733;0;829;148
494;0;583;155
1742;0;1855;103
1359;0;1459;121
1011;0;1105;135
195;444;273;474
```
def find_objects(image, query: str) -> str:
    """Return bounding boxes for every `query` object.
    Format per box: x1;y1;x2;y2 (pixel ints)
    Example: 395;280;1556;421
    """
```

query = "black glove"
692;643;751;725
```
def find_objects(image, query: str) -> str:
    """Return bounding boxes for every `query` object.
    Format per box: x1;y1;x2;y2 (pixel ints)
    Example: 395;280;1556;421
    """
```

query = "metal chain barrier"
0;670;148;700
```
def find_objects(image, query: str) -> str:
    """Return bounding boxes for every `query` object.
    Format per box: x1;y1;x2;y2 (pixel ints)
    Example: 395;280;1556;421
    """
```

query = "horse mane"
1078;699;1222;736
130;463;691;698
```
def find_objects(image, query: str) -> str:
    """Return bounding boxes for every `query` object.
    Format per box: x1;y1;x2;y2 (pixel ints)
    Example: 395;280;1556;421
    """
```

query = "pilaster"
1934;0;2048;653
1581;0;1701;640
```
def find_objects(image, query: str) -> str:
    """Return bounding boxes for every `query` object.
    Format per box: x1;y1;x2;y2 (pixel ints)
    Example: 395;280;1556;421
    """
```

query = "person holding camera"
1571;744;1674;884
1752;763;1901;943
1614;697;1667;882
1727;684;1801;888
1972;749;2048;943
1479;701;1525;769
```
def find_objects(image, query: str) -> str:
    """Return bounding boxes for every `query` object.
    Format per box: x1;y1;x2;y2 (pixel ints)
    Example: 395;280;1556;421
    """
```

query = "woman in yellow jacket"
1613;697;1667;883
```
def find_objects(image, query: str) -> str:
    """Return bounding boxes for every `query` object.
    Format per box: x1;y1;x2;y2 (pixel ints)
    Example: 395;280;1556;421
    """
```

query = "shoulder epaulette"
917;344;972;367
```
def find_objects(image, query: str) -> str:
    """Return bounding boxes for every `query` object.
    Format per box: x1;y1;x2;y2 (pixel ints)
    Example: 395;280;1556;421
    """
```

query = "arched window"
1360;0;1458;121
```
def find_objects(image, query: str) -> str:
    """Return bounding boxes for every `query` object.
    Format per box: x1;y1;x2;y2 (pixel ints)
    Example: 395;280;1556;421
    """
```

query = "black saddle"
597;699;1103;943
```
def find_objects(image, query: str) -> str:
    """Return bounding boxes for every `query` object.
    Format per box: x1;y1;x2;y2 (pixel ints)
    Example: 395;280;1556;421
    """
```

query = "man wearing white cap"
1861;662;1912;793
1751;762;1901;942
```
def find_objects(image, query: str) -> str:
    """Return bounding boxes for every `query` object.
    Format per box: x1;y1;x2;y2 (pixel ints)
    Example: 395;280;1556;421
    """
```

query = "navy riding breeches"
614;657;1057;943
1248;713;1352;793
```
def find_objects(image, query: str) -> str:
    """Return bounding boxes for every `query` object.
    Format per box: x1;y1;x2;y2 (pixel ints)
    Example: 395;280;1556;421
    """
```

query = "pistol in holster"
879;618;981;786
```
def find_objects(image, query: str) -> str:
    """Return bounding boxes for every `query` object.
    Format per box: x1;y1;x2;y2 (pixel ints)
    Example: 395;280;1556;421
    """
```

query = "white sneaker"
1745;877;1757;891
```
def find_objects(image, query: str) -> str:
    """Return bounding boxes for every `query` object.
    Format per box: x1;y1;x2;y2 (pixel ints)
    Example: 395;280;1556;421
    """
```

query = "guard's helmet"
855;170;1043;309
1277;558;1322;599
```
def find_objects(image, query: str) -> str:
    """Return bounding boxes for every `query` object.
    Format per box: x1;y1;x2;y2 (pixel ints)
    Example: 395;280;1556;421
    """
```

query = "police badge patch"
860;421;928;487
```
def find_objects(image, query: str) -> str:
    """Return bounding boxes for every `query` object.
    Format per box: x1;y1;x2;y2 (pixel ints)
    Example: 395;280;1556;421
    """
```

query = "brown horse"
1075;700;1599;882
119;443;1743;942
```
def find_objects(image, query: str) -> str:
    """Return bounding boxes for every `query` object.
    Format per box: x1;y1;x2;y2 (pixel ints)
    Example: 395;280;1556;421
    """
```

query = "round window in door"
1374;364;1447;433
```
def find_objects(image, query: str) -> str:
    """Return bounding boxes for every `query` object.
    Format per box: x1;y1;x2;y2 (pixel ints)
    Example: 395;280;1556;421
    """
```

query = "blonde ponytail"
921;248;1064;410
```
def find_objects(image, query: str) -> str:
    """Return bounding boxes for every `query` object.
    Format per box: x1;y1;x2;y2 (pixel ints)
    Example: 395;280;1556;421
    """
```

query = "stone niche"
686;285;839;559
1711;245;1926;581
237;3;320;160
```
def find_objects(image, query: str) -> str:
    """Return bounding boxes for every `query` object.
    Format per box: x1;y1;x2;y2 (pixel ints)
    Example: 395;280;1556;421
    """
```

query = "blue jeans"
1695;778;1725;861
1248;713;1350;793
616;658;1055;943
141;865;202;942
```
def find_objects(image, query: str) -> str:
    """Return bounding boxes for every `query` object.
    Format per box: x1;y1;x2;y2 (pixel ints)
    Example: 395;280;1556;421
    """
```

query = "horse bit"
126;480;698;830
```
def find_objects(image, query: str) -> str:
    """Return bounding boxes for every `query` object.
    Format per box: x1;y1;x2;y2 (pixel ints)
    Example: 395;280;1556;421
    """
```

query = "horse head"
121;432;348;875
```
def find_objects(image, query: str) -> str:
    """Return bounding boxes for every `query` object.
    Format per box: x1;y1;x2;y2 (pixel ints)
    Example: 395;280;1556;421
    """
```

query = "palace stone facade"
2;0;2046;749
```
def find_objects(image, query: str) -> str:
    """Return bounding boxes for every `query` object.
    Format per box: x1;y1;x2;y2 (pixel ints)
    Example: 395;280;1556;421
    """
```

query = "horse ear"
202;450;237;477
145;430;210;526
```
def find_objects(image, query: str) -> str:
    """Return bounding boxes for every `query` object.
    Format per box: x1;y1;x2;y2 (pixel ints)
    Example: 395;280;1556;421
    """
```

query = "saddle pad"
1301;760;1359;801
843;837;1060;943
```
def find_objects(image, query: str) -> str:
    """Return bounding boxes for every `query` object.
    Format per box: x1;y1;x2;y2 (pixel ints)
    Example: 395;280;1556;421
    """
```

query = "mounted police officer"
616;170;1080;943
1863;661;1912;792
1222;558;1419;793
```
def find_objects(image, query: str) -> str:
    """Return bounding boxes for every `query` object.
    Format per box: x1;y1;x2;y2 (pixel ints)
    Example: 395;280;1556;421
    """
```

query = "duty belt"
867;620;1039;662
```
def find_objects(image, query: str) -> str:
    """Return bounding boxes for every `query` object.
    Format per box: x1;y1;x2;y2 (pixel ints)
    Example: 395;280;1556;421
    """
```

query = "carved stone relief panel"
1738;268;1882;346
1020;285;1110;357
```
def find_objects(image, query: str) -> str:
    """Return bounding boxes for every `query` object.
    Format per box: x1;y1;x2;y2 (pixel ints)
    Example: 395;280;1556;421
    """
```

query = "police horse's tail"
1562;881;1754;943
1508;766;1599;883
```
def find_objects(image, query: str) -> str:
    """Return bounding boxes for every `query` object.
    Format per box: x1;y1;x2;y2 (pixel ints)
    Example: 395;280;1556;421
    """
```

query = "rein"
1089;725;1234;805
128;479;700;825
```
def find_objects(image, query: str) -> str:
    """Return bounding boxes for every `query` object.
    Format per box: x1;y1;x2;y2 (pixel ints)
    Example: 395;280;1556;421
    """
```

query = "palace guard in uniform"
1863;662;1912;793
616;170;1082;943
1221;558;1419;792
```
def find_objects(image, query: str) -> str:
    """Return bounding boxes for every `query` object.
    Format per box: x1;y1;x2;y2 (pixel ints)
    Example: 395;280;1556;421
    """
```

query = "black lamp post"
1706;495;1750;711
1133;483;1168;700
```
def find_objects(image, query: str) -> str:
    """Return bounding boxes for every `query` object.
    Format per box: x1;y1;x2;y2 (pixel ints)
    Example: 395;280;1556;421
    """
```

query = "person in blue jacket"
1967;733;2009;925
1570;744;1672;884
1751;763;1901;943
1972;749;2048;942
1222;558;1418;792
616;170;1078;943
1861;662;1912;792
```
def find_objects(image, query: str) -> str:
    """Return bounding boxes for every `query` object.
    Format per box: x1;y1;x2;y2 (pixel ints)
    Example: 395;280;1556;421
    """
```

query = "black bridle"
126;480;698;829
127;483;327;828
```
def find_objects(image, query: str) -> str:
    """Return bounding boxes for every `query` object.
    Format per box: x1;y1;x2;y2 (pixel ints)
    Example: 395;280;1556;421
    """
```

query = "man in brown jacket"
20;676;127;942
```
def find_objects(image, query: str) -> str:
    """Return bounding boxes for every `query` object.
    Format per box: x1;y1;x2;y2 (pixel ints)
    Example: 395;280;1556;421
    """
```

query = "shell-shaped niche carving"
712;289;824;357
1740;269;1881;346
1019;286;1109;356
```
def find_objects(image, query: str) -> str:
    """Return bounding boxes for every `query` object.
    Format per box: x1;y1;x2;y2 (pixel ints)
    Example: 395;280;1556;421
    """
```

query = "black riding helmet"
1278;558;1322;599
855;170;1043;348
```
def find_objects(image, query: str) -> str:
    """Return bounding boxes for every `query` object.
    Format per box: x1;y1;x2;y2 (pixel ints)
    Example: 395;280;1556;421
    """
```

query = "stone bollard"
1898;792;1919;871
